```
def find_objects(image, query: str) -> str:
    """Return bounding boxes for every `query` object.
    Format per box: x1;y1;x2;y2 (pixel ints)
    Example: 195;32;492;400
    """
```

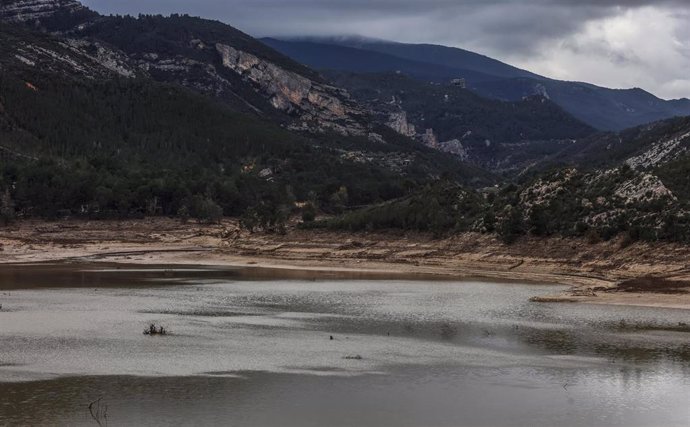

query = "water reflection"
0;264;688;426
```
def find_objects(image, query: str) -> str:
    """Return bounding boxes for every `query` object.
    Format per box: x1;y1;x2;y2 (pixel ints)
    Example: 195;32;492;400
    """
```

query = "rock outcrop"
6;39;128;80
0;0;85;23
386;111;415;137
63;39;136;78
216;43;365;135
614;173;676;205
436;139;468;160
3;1;372;138
625;130;690;170
421;129;438;149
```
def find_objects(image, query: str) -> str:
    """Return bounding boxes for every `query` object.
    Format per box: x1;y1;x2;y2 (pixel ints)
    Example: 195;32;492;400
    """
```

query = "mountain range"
262;37;690;131
2;0;690;243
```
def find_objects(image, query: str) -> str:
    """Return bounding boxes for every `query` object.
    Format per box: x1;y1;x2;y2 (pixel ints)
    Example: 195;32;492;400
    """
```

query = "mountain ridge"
0;0;599;174
301;36;542;81
3;0;690;247
264;37;690;131
325;70;595;174
0;0;373;136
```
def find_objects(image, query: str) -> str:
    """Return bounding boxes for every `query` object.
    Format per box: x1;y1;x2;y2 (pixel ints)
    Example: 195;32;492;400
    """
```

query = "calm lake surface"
0;264;689;426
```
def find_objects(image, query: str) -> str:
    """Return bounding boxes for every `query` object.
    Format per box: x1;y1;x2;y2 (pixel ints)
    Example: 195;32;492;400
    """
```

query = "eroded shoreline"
1;218;689;309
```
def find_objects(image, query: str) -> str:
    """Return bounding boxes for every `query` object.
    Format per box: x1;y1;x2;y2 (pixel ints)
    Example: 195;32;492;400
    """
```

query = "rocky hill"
0;2;369;136
325;71;595;173
0;0;600;177
540;116;690;172
3;0;690;247
316;160;690;245
0;4;495;224
310;111;690;244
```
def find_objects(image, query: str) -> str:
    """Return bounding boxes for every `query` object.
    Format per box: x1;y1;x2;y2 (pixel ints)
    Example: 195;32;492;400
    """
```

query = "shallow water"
0;265;688;426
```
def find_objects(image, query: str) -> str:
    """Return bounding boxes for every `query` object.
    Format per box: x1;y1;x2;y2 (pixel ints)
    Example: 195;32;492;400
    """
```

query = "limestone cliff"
2;2;371;137
386;111;415;137
421;129;439;149
216;43;365;135
0;0;85;23
2;30;137;80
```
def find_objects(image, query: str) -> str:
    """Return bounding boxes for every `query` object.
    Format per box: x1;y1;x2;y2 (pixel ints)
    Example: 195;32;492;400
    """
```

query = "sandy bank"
1;218;689;309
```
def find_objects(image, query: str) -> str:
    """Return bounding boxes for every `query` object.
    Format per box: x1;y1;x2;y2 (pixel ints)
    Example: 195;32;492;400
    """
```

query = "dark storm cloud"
80;0;690;98
79;0;684;52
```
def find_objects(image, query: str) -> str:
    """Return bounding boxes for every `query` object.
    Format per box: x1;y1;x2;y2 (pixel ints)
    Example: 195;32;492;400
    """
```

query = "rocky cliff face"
1;27;137;80
386;110;470;159
625;130;690;170
386;111;415;137
0;0;85;23
2;1;371;137
421;128;439;149
215;43;365;135
435;139;468;160
1;1;136;80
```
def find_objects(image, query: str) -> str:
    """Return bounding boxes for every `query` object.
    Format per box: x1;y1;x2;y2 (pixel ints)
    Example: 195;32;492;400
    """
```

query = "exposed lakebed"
0;264;688;426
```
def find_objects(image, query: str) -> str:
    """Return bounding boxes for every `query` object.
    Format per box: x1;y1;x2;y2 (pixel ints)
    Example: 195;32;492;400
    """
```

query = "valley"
1;2;690;426
1;1;690;307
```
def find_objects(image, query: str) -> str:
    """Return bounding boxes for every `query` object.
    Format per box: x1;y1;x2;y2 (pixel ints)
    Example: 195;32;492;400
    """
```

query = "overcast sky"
81;0;690;100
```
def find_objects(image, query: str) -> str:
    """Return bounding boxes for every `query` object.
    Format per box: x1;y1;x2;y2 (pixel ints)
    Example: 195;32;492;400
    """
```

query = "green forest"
0;69;446;224
2;14;690;246
3;65;690;243
309;165;690;245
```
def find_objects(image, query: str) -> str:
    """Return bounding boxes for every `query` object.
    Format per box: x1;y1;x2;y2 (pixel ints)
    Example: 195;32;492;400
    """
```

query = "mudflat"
1;218;689;308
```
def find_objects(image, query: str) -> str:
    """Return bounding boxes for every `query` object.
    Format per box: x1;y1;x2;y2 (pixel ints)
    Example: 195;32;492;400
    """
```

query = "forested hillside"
0;62;490;223
2;0;690;247
327;71;594;172
0;10;492;226
313;164;690;245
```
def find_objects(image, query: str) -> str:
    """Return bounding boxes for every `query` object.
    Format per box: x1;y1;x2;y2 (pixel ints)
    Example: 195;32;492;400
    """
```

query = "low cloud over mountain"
82;0;690;100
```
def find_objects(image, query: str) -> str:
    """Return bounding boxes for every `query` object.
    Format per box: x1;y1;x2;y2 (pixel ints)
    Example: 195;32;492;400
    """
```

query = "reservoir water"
0;264;688;426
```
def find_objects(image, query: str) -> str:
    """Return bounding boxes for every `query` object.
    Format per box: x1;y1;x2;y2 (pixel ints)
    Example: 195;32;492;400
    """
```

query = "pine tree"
0;189;15;226
498;205;524;244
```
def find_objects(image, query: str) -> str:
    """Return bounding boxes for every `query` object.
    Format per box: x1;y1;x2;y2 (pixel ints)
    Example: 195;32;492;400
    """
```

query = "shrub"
301;203;316;222
193;197;223;224
177;205;190;224
0;190;15;226
498;205;524;244
585;228;602;244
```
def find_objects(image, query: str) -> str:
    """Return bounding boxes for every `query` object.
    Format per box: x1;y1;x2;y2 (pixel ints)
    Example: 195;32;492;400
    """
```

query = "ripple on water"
0;270;689;426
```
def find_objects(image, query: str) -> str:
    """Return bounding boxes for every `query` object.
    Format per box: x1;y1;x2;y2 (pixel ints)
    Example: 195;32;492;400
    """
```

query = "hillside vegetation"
0;66;486;223
312;164;690;245
2;1;690;247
